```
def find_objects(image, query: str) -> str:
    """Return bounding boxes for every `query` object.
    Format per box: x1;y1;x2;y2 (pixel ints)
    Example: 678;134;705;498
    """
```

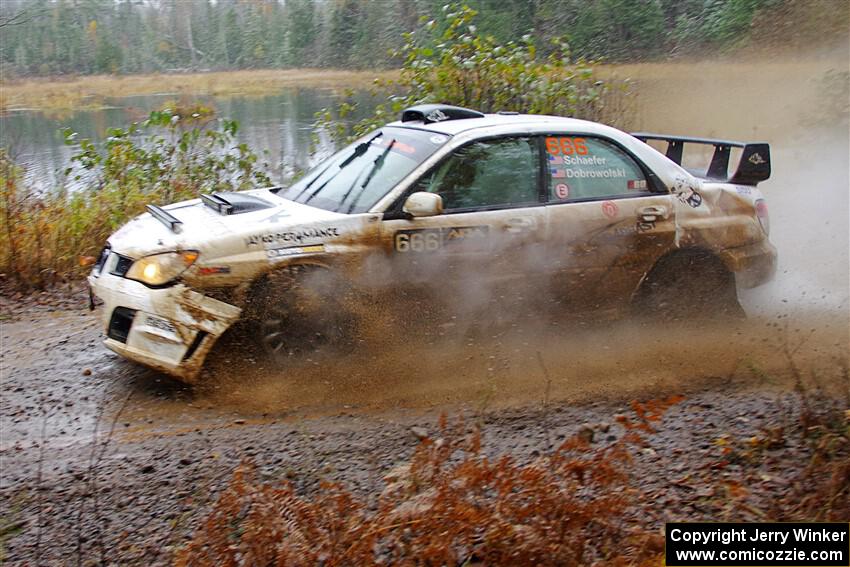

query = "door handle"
505;217;534;233
637;205;669;223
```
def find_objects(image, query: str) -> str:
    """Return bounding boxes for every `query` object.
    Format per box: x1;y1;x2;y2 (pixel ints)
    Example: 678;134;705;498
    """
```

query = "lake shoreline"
0;68;399;115
4;48;846;117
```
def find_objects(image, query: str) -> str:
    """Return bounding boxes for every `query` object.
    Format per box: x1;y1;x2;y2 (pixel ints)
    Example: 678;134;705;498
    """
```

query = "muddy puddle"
191;311;848;417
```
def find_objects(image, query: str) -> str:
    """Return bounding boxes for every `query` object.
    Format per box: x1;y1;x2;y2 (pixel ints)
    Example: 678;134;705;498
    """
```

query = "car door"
380;135;548;288
543;134;676;313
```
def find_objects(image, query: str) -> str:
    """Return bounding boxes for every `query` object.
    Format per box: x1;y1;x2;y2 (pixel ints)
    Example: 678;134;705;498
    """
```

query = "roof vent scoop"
401;104;485;124
201;192;274;215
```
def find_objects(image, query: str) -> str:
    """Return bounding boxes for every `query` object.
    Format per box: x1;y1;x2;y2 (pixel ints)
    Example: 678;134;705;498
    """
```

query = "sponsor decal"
683;191;703;208
554;183;570;199
430;135;448;145
614;219;655;236
144;314;177;334
748;152;766;165
375;137;416;154
736;186;753;196
427;109;448;122
627;179;647;190
637;220;656;232
444;225;488;242
394;226;489;253
258;210;291;224
601;200;619;219
198;266;232;276
672;175;703;208
267;244;325;260
246;227;340;247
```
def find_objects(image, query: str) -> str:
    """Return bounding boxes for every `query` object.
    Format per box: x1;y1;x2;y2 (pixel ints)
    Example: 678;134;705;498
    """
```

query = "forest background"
1;0;844;78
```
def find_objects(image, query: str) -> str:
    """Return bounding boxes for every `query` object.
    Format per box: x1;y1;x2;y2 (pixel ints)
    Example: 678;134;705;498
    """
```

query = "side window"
545;136;648;202
416;137;539;211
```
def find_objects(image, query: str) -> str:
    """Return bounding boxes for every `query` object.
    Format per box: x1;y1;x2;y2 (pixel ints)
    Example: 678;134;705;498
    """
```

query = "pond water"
0;87;373;192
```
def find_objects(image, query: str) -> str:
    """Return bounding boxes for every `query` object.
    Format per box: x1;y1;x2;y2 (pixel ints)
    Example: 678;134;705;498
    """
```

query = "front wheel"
246;265;356;363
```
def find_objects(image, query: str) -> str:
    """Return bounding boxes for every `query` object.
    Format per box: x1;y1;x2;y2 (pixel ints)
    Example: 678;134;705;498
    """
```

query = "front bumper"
88;271;241;382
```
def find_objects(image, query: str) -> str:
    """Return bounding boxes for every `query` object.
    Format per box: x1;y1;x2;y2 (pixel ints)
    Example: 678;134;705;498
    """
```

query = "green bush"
0;104;271;290
317;4;630;145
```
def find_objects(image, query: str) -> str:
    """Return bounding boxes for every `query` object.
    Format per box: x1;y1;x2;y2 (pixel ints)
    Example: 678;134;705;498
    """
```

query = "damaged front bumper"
88;272;241;382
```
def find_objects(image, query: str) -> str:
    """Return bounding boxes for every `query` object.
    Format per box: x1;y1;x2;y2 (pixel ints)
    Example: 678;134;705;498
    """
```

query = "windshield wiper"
339;132;382;168
293;131;383;202
345;139;396;214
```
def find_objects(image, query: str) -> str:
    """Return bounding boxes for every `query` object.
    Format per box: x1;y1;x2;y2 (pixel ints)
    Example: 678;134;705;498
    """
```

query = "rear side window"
545;136;648;202
416;136;540;211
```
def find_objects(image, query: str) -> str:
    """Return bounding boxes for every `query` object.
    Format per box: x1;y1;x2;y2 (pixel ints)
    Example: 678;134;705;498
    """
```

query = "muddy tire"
245;265;356;363
632;251;745;321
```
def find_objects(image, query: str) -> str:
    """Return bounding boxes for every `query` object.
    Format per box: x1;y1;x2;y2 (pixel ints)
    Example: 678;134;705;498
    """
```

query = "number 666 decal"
395;229;441;252
394;226;490;253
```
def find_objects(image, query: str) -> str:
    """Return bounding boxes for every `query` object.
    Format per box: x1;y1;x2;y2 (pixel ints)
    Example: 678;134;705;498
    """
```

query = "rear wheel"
632;251;745;321
246;265;355;363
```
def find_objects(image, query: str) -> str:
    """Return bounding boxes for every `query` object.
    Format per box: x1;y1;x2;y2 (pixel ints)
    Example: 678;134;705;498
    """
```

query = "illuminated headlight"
126;251;199;286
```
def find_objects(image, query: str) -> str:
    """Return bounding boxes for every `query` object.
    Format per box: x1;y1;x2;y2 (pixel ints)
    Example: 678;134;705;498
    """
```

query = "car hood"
107;189;346;259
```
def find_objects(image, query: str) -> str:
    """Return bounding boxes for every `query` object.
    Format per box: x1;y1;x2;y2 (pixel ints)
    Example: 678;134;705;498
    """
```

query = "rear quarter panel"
674;181;767;254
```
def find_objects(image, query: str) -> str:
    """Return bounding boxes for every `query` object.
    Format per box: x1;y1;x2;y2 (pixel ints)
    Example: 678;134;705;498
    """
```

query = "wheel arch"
237;258;335;315
629;246;736;306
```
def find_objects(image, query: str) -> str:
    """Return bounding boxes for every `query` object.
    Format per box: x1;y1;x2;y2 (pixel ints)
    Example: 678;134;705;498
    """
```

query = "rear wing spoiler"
632;133;770;186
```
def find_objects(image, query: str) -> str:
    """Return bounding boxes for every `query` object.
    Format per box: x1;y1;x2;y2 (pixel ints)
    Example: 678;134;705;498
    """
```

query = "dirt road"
0;297;847;564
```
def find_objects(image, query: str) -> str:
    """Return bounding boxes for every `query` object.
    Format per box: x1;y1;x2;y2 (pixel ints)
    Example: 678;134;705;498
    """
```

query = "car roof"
387;113;606;136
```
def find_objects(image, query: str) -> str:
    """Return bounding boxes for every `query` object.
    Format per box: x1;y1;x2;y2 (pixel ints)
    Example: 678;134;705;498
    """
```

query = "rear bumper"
719;238;777;289
88;272;241;382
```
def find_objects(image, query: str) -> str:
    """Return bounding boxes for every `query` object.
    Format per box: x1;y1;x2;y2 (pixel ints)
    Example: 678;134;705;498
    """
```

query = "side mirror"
402;192;443;218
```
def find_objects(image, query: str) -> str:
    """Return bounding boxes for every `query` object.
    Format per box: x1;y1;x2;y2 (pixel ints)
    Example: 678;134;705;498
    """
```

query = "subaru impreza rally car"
88;104;776;381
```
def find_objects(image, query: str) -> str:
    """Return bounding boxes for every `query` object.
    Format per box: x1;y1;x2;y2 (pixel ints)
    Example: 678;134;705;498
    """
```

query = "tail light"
755;199;769;235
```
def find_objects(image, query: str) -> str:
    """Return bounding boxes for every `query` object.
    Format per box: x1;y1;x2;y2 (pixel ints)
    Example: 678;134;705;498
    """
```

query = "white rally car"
88;104;776;381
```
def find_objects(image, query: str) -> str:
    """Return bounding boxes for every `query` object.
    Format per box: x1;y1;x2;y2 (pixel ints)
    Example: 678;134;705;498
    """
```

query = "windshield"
279;126;449;213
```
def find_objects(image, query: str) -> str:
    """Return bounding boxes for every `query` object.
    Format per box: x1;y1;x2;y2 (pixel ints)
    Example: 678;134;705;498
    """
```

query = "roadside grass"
0;496;27;564
0;69;399;116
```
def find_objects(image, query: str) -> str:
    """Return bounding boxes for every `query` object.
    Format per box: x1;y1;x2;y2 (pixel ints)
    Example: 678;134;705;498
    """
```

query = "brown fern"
175;398;682;566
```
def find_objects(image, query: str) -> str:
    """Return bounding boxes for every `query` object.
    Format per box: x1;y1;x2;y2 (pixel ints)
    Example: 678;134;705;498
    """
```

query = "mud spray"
190;54;849;418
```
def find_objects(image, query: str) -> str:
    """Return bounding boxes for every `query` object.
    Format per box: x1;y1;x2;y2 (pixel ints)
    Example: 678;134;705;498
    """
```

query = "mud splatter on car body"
88;105;777;381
